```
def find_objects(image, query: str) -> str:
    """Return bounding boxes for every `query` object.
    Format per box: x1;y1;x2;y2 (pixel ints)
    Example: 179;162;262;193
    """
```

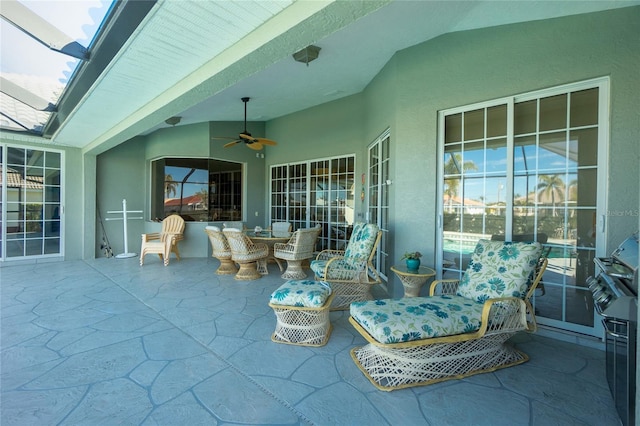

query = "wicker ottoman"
269;280;335;346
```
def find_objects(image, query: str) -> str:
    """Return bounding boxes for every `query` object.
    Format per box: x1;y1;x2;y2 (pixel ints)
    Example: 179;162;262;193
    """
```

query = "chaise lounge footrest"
269;280;335;346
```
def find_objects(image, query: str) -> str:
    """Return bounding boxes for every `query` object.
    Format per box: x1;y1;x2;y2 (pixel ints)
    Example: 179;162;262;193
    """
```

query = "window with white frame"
271;155;355;251
1;145;63;259
438;78;608;336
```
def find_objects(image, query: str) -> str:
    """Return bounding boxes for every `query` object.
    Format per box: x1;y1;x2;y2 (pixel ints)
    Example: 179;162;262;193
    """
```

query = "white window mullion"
505;100;515;240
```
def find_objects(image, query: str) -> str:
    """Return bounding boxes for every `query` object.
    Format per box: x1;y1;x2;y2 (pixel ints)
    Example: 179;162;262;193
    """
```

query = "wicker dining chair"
273;226;321;279
204;226;238;275
222;228;269;280
270;221;292;237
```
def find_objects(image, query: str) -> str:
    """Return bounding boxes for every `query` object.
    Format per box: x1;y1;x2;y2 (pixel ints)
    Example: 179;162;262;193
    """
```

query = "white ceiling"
23;0;639;153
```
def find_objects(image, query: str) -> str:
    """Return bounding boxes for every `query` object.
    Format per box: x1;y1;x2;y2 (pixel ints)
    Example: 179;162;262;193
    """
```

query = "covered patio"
1;259;620;425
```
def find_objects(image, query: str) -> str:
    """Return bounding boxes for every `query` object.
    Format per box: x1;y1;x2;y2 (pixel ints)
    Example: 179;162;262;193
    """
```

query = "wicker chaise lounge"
349;239;547;391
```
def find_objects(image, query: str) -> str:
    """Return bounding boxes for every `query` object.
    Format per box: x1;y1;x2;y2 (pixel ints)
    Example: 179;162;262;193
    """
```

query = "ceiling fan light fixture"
293;45;321;66
165;116;181;126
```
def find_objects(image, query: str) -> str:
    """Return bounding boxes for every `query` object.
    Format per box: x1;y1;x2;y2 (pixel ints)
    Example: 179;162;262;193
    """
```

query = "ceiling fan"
213;97;277;150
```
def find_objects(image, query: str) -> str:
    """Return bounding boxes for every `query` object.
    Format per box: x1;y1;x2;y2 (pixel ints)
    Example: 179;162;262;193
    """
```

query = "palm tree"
165;174;178;199
194;187;209;209
443;153;477;212
567;179;578;202
537;174;565;216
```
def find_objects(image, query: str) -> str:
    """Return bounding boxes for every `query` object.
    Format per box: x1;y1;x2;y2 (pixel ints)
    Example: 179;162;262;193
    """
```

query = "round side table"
390;264;436;297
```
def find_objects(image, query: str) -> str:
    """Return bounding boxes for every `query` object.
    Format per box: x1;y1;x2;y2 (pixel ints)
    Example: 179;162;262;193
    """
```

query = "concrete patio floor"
1;257;621;425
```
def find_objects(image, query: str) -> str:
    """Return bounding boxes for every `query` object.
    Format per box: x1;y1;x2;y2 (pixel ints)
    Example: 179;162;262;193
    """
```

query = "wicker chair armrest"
273;242;294;252
315;249;345;261
324;256;364;281
252;242;269;254
365;261;382;285
428;279;460;296
481;297;528;335
141;232;161;242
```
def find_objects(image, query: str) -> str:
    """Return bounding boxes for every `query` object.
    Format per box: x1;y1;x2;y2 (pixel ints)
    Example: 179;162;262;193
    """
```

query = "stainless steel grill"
587;231;637;426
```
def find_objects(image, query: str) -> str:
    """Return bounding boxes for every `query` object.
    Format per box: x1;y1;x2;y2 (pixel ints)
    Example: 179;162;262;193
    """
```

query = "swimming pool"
443;238;575;259
443;239;478;255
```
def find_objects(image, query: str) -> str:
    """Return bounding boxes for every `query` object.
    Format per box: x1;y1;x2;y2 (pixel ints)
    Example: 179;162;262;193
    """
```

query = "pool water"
443;239;575;259
443;239;477;255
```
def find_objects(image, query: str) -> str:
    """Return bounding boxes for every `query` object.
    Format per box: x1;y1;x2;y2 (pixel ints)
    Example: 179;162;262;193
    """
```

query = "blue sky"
1;0;112;82
165;166;208;199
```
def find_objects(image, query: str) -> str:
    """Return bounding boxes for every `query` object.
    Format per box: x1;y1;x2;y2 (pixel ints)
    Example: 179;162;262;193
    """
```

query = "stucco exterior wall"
4;7;637;275
94;121;269;259
385;6;639;262
266;7;640;297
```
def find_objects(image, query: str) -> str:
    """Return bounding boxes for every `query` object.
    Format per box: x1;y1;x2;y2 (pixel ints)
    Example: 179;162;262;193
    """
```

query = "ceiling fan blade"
247;142;263;151
254;137;277;146
215;98;278;151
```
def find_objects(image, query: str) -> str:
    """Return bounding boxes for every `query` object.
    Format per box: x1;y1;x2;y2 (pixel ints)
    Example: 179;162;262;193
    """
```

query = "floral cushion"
310;259;358;279
343;222;379;265
457;240;542;303
350;296;484;344
309;222;378;278
270;280;332;308
310;259;327;278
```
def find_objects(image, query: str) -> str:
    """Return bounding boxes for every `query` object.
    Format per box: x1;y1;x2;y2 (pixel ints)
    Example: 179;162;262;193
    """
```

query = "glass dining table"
244;230;292;274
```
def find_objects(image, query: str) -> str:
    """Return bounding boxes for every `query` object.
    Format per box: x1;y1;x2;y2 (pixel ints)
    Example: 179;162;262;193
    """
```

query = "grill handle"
594;257;635;280
602;318;629;340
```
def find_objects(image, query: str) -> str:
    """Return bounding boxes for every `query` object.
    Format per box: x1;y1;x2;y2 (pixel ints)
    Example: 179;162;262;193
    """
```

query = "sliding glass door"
271;155;355;251
438;78;608;336
1;145;63;260
368;129;391;282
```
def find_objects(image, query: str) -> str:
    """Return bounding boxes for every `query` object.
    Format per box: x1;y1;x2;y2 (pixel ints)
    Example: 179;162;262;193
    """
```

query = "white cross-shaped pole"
106;199;143;258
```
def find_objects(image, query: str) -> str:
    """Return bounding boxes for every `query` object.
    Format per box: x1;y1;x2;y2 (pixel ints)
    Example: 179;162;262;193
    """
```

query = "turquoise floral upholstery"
310;259;356;279
350;296;484;344
310;222;380;279
343;222;379;264
270;280;332;308
457;240;542;303
348;240;547;391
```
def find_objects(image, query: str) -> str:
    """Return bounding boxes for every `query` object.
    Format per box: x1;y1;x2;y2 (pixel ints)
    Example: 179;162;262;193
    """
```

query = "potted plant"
401;251;422;270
